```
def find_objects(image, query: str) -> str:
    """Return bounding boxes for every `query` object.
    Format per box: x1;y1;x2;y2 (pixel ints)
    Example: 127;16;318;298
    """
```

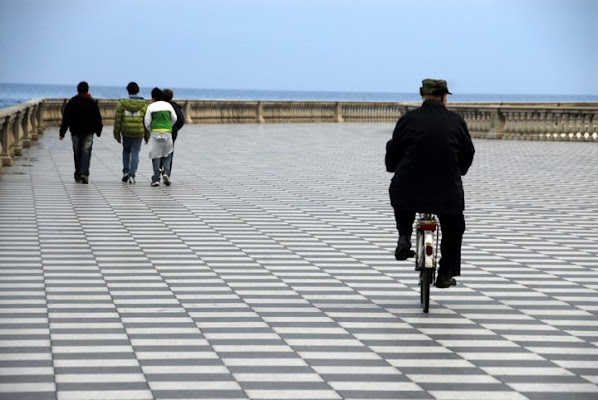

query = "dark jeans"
160;136;175;172
122;137;142;178
152;154;172;182
159;149;174;172
394;209;465;277
71;134;93;178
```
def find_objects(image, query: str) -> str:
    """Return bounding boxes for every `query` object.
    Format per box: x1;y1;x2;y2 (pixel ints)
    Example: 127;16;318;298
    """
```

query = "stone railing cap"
0;98;44;119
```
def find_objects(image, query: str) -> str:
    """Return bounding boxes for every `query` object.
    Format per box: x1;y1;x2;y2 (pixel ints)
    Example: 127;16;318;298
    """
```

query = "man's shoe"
80;176;89;184
151;181;160;187
122;175;129;182
435;275;457;288
74;176;82;183
128;176;135;184
394;235;414;260
162;175;171;186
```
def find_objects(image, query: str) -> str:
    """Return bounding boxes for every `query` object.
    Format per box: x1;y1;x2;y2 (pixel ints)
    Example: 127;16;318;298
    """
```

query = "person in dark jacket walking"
59;81;103;184
385;79;475;288
161;89;185;174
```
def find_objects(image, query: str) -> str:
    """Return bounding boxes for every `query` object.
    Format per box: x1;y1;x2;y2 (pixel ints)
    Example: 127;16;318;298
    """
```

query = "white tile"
507;383;598;392
244;390;341;399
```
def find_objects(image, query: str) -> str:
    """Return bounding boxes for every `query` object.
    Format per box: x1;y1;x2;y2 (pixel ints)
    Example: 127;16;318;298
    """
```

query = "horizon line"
0;81;596;98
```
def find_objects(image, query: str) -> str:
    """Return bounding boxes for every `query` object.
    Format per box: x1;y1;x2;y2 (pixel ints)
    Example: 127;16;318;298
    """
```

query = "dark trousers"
393;209;465;277
71;134;93;178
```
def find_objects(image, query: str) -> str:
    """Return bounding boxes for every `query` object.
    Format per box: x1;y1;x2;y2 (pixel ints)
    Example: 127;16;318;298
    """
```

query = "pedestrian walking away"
160;88;185;175
59;81;103;184
385;79;475;288
144;87;177;187
113;81;150;184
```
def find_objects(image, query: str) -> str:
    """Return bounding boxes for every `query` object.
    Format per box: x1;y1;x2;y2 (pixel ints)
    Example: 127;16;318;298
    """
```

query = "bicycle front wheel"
421;269;432;313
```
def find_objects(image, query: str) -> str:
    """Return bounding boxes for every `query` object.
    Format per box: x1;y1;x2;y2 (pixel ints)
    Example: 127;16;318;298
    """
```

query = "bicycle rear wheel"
421;269;432;313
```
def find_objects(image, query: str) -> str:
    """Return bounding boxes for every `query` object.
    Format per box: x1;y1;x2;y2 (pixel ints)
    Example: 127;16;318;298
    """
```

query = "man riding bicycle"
385;79;475;288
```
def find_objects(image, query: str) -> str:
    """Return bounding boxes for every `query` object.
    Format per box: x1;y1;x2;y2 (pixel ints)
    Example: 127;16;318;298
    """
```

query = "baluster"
36;101;45;135
568;112;576;140
511;112;521;139
501;111;513;139
546;112;555;140
521;112;530;139
523;112;532;140
579;112;591;140
551;111;561;140
1;115;15;166
469;111;476;134
464;111;472;132
509;112;518;138
556;112;565;139
21;108;32;148
537;112;547;140
484;112;492;137
531;112;540;140
30;104;39;141
575;112;584;140
11;111;24;156
560;113;569;140
0;117;6;171
510;112;519;138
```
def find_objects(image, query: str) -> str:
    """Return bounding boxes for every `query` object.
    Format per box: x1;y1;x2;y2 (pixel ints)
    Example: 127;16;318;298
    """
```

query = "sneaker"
121;175;129;182
435;275;457;288
151;181;160;187
128;176;135;184
162;175;171;186
80;176;89;184
74;176;82;183
394;235;414;260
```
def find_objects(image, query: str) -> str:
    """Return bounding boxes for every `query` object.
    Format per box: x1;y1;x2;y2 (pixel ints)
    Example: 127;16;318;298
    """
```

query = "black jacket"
169;101;185;142
385;100;475;213
59;94;103;137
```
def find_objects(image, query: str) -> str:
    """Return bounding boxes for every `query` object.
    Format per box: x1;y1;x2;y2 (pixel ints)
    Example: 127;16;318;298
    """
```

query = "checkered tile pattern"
1;123;597;400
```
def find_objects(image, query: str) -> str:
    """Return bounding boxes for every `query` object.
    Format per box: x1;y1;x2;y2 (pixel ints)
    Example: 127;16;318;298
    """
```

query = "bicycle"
415;213;440;313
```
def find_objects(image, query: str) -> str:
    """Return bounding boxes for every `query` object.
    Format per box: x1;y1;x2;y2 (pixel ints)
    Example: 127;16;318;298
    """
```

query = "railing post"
36;101;46;135
30;104;39;141
12;111;24;156
257;101;265;123
184;101;193;124
1;115;14;166
488;108;505;139
334;102;344;123
0;117;5;173
21;107;32;148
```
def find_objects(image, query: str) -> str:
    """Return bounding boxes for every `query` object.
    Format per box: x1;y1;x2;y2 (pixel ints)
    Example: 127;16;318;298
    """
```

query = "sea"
1;82;597;110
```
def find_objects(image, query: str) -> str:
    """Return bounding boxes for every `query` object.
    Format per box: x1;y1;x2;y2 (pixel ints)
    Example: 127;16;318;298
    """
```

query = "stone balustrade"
447;103;598;141
41;99;597;142
1;98;596;172
0;98;45;170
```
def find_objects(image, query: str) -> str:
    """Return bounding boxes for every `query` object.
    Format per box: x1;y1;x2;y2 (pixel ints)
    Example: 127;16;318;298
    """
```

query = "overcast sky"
0;0;596;95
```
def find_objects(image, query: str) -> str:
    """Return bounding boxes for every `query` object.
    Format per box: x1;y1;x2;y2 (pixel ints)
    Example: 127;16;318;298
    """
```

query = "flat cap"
419;79;452;96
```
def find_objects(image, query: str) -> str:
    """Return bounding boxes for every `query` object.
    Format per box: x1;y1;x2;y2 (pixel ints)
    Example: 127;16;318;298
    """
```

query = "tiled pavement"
1;123;597;400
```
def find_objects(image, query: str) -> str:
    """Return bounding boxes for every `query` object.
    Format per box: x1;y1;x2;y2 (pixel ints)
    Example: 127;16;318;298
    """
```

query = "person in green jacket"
113;82;150;184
